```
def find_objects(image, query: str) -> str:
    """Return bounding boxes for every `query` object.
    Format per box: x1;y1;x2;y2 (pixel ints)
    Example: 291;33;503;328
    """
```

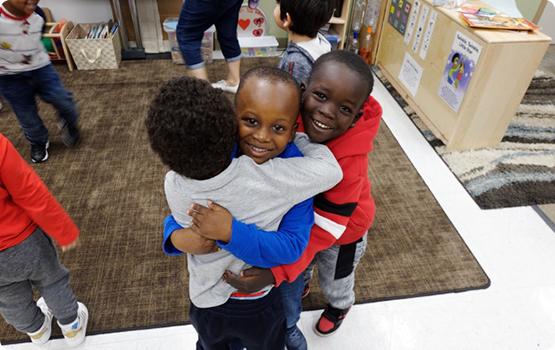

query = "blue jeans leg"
214;0;242;61
280;273;307;350
34;64;78;128
0;71;48;145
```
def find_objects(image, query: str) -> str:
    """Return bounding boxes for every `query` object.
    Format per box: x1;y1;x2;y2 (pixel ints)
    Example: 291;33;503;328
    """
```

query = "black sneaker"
60;123;80;147
31;142;49;163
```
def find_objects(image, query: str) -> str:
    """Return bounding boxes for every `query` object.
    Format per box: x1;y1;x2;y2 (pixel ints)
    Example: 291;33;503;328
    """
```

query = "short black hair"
236;66;301;107
310;50;374;97
451;52;461;63
146;77;236;180
278;0;334;38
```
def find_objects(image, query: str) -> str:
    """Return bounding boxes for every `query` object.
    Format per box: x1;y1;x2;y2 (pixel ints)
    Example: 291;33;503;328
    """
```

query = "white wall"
39;0;113;23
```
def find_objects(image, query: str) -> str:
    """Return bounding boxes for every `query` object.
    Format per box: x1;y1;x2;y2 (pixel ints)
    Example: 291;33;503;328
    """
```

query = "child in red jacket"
197;50;382;338
0;133;88;346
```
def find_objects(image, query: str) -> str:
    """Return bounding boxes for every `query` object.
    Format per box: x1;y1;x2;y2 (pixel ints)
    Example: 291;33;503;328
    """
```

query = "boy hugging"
146;68;342;349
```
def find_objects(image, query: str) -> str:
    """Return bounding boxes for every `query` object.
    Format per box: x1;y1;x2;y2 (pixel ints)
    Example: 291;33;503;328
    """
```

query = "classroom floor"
2;49;555;349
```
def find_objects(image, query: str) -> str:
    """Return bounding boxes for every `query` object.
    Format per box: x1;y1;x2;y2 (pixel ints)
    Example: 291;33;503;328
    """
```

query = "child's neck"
2;2;28;18
288;32;315;44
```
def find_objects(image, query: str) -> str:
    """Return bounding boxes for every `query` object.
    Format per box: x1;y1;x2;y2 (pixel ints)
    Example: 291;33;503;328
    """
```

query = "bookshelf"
329;0;353;49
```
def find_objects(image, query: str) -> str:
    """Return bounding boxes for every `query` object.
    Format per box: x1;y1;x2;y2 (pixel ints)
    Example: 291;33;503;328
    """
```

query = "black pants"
189;288;286;350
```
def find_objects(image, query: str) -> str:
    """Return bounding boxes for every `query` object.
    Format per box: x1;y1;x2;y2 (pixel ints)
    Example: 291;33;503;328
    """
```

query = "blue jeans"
0;64;78;146
280;272;307;350
177;0;243;69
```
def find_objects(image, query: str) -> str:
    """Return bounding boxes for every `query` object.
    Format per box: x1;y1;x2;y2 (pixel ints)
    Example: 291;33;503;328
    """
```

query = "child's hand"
188;201;232;242
61;238;79;252
223;267;275;293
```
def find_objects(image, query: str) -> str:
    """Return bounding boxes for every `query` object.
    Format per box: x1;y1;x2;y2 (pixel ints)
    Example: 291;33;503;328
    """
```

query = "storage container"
238;36;279;57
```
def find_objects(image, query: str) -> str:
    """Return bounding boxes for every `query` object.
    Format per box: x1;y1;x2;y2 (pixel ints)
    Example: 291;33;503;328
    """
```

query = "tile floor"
2;65;554;350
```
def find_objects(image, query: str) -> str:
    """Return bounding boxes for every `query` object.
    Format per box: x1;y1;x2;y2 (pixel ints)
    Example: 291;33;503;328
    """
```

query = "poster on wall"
438;31;481;112
388;0;411;35
411;4;430;53
399;52;423;97
419;10;438;60
403;0;421;45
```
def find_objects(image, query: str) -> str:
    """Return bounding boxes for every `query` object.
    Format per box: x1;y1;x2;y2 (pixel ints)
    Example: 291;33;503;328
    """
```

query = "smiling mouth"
311;117;333;130
246;143;272;156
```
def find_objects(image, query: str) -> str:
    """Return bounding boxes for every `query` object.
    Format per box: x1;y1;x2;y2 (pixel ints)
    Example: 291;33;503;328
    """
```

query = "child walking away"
0;0;80;163
221;50;382;338
274;0;335;86
0;133;88;346
146;71;342;350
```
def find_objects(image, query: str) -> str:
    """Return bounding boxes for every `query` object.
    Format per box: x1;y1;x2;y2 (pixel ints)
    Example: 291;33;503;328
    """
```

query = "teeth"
250;145;268;153
313;119;332;130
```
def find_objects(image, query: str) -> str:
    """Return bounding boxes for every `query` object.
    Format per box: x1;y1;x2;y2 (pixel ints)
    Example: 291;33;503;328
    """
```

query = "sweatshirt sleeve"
271;157;366;285
217;197;313;268
162;214;184;256
0;135;79;246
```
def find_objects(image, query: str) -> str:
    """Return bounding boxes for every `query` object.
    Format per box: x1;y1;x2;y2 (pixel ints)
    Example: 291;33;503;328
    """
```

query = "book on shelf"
460;13;538;31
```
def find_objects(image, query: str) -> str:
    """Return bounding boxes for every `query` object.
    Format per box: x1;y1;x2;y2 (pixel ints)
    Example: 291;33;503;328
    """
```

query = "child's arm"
187;198;314;268
0;135;78;249
162;215;217;255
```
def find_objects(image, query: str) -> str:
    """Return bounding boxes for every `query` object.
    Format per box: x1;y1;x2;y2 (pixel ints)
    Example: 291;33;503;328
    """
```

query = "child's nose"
319;103;336;119
254;128;270;142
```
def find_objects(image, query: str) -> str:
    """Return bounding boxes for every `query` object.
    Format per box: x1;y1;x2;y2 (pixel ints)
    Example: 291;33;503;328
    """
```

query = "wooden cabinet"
376;0;551;149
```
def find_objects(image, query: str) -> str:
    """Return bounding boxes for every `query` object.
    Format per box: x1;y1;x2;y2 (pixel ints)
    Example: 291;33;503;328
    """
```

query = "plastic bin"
162;18;214;65
238;36;279;57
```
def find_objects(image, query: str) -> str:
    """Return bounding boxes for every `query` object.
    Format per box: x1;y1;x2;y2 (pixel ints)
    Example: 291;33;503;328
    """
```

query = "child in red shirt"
194;51;382;338
0;133;88;346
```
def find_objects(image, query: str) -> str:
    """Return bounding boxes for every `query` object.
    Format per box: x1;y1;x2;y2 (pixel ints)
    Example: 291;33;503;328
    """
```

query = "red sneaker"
314;305;350;336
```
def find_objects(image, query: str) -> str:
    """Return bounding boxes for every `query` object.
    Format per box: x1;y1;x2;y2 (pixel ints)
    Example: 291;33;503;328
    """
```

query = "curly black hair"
278;0;335;38
146;77;237;180
310;50;374;97
236;66;301;106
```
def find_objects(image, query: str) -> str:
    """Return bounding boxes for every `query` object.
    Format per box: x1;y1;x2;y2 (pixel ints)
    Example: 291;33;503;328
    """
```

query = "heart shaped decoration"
238;19;251;31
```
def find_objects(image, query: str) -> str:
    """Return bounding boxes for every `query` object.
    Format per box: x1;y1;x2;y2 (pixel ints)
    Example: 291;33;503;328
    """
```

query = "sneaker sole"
31;142;49;163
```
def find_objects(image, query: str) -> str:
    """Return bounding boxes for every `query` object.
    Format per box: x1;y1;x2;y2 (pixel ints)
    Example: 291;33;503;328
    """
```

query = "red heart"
238;19;251;31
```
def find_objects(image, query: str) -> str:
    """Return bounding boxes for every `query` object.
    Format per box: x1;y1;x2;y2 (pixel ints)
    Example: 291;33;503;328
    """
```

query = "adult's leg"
176;0;217;80
0;73;48;145
214;0;243;85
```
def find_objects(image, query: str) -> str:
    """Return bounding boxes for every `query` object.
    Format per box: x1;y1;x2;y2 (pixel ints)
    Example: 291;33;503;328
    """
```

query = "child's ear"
284;13;293;29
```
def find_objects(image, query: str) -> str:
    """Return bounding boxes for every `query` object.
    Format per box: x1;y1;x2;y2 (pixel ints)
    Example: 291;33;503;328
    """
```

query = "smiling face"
301;61;369;144
5;0;38;17
236;77;299;164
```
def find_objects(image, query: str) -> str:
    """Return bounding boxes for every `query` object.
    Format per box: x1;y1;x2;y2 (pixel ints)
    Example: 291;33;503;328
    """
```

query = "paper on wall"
411;4;430;53
399;52;423;97
419;10;438;60
438;31;482;112
404;0;421;45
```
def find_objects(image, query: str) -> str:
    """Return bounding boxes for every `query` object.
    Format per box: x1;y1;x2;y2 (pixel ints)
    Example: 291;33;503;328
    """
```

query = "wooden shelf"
329;17;346;24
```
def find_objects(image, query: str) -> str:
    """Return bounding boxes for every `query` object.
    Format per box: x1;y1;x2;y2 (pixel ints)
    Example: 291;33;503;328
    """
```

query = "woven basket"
66;23;121;70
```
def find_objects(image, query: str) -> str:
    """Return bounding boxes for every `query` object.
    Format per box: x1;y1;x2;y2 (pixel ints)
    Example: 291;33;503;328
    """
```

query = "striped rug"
375;68;555;209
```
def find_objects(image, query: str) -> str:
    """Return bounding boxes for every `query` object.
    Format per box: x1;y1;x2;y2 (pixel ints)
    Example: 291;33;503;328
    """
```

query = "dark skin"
171;76;299;262
219;61;369;293
3;0;38;17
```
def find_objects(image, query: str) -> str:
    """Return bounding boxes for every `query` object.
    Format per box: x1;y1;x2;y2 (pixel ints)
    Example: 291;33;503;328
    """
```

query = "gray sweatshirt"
164;133;342;308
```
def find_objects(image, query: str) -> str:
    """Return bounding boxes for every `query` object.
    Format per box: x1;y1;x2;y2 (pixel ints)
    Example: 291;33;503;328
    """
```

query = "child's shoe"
60;122;80;147
30;142;49;163
58;302;88;347
27;297;53;344
314;305;350;336
211;80;239;94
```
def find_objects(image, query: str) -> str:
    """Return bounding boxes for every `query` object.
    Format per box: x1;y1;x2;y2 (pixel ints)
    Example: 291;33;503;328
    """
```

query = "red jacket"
0;134;79;250
271;96;382;286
